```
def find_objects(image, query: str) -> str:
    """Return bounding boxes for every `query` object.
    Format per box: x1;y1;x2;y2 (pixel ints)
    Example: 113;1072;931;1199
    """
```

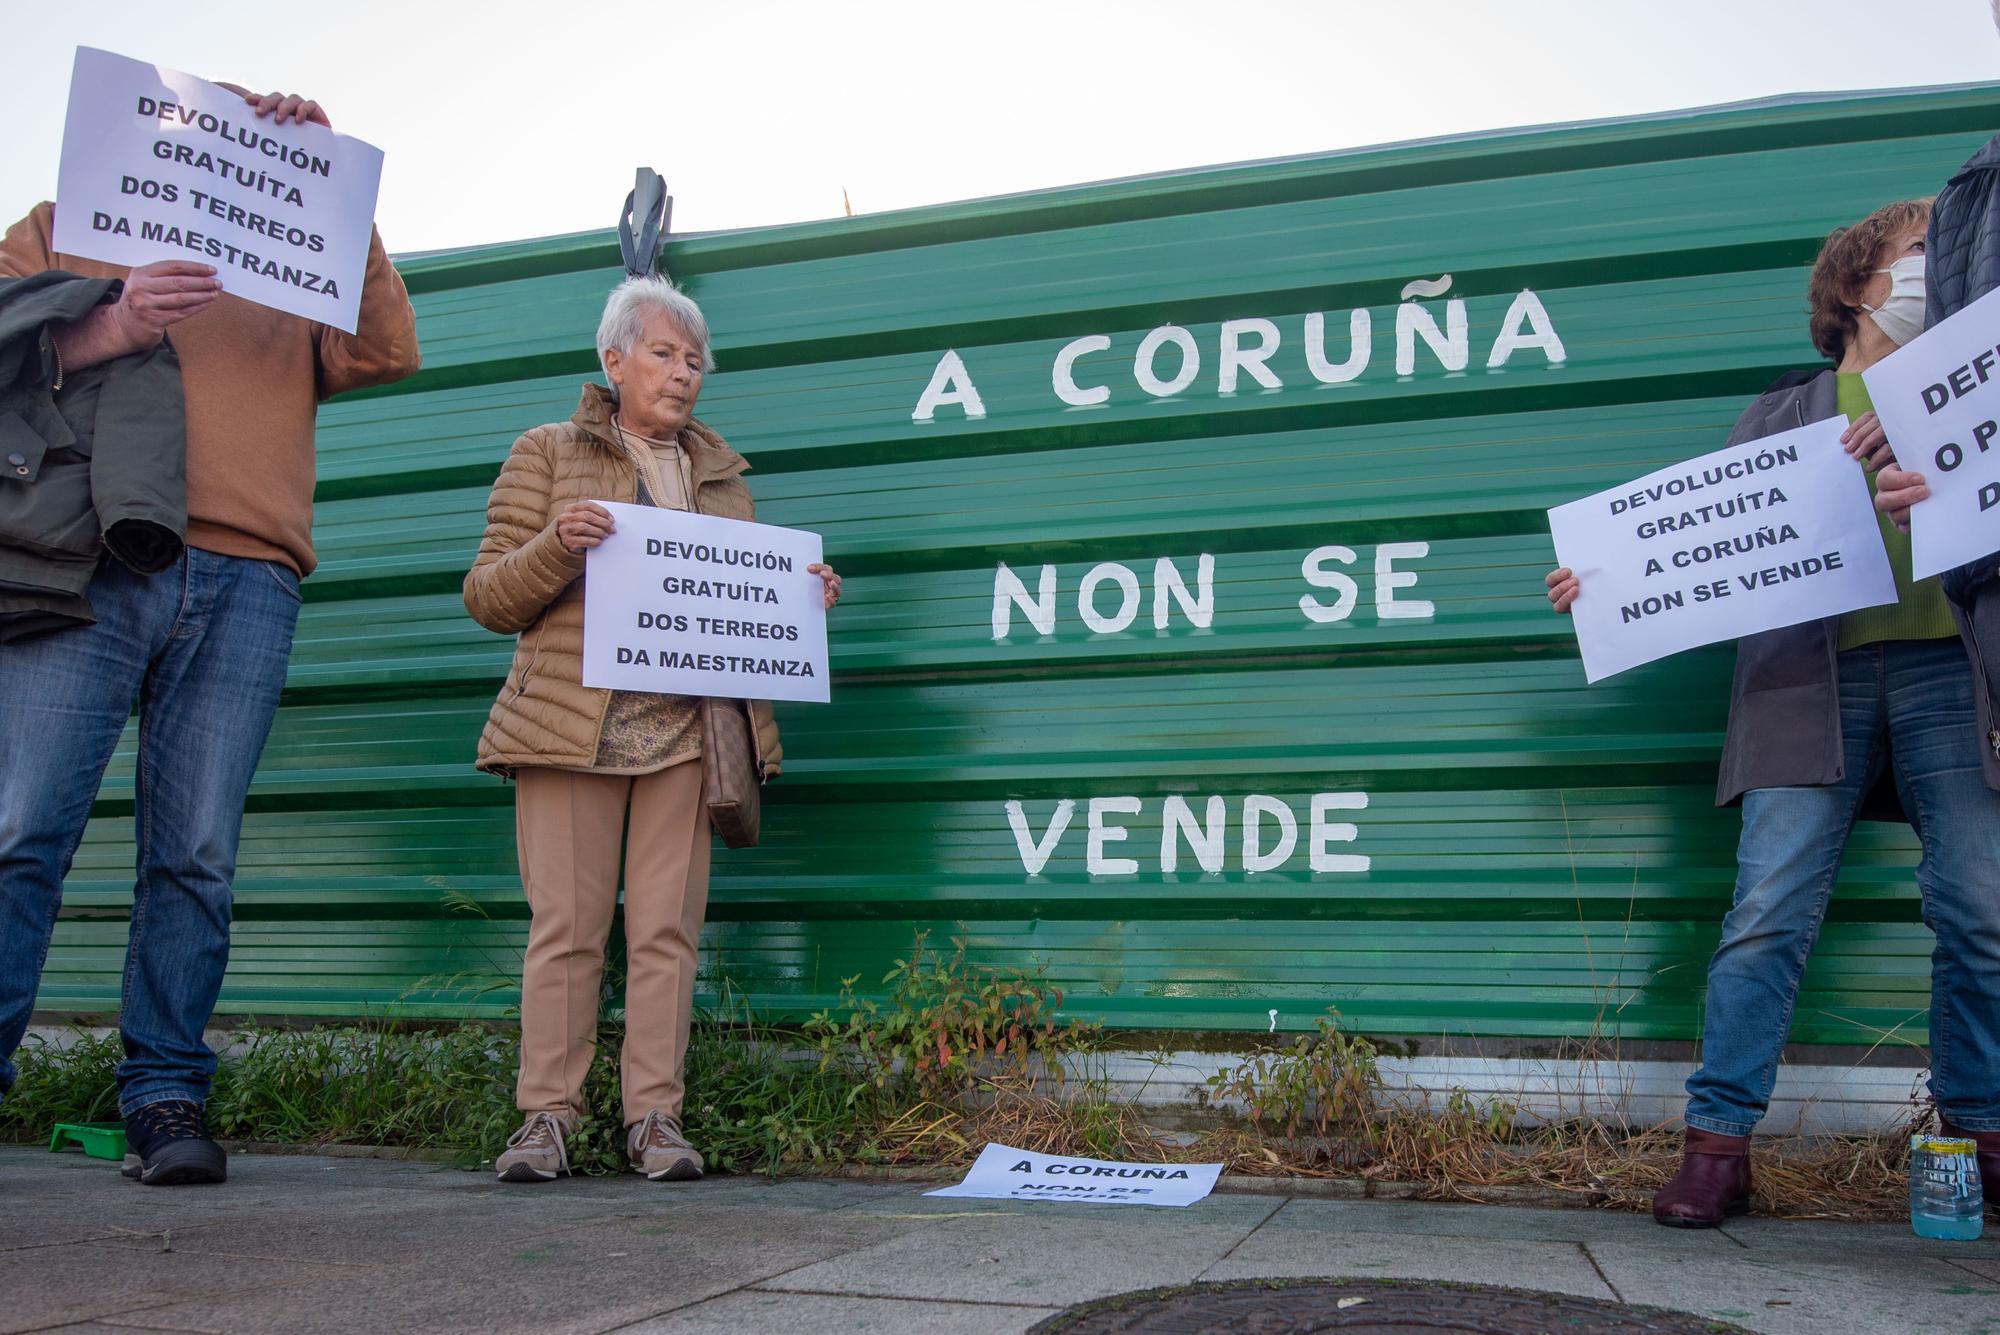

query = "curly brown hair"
1806;198;1932;362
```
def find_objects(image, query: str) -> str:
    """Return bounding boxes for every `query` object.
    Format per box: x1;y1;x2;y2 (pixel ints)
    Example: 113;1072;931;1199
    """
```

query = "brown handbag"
699;696;762;848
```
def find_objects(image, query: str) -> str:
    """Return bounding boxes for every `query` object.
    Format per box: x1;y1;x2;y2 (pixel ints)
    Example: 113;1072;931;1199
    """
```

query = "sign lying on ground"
924;1143;1224;1208
1548;417;1897;682
583;504;830;703
1863;284;2000;578
53;46;384;332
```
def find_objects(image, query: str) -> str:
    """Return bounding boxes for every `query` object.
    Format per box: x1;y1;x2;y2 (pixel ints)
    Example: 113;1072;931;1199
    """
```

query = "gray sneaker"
495;1111;573;1183
627;1111;704;1182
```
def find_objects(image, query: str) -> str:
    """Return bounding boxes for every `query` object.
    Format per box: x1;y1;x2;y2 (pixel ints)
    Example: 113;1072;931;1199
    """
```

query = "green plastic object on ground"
48;1122;126;1160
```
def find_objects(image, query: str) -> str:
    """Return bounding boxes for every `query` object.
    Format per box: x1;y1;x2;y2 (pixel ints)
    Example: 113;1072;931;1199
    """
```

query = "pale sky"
7;0;2000;256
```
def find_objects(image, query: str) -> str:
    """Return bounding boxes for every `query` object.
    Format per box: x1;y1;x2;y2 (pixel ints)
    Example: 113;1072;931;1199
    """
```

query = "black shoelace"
131;1100;208;1140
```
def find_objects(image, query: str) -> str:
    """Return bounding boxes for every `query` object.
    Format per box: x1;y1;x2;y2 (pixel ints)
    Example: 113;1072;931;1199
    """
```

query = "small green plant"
205;1023;519;1154
681;988;899;1173
805;932;1096;1103
0;1030;121;1137
1201;1010;1383;1146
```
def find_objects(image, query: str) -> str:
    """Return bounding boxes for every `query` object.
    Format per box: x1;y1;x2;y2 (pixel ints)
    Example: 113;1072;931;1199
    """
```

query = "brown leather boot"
1939;1120;2000;1211
1653;1128;1753;1228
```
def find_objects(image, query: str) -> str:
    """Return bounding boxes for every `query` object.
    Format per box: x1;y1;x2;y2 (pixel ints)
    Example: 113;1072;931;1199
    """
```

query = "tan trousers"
513;762;711;1127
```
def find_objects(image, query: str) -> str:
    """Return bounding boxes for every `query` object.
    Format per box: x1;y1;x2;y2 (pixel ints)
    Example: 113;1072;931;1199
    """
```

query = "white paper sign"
1548;417;1897;682
52;47;385;333
582;504;829;704
1862;285;2000;579
924;1143;1223;1208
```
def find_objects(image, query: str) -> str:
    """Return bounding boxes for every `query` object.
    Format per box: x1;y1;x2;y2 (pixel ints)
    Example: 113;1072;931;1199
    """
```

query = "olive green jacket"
0;270;186;641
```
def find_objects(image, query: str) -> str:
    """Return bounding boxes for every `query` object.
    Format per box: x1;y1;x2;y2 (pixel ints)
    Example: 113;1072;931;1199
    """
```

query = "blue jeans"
0;549;299;1113
1686;638;2000;1135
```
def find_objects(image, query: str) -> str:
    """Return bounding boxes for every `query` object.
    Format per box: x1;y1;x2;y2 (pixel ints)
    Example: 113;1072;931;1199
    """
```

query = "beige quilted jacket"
463;383;783;778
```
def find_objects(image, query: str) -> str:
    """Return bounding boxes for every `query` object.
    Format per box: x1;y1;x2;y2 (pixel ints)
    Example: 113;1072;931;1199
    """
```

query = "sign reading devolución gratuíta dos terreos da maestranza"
582;505;830;704
1548;417;1897;682
1863;284;2000;579
53;46;384;333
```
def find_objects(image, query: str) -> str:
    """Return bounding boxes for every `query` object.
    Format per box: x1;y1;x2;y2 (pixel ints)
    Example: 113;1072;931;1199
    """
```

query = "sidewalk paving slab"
764;1192;1285;1308
6;1147;2000;1335
30;1202;936;1335
622;1291;1063;1334
1722;1213;2000;1257
1199;1227;1615;1298
1586;1241;2000;1335
1205;1195;1741;1249
0;1241;358;1335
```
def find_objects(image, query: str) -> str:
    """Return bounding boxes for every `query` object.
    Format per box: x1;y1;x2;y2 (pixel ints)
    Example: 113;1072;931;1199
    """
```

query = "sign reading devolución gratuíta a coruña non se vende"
1548;417;1897;681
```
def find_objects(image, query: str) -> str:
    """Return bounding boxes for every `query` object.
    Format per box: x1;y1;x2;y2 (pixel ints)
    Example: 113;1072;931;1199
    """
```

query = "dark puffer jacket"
1924;132;2000;750
0;271;187;641
1925;132;2000;604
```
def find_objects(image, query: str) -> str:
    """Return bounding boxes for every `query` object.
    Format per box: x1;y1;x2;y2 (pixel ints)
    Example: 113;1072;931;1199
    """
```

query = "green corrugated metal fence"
38;85;2000;1045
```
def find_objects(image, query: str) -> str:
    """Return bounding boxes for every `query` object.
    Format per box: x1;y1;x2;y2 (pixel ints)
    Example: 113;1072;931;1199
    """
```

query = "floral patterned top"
589;421;701;773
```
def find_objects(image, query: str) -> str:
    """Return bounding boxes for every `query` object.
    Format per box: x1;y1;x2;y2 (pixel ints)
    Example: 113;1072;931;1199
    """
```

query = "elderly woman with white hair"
464;275;840;1183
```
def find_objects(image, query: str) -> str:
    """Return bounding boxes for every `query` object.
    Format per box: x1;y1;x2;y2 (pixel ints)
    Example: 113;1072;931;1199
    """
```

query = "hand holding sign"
44;259;224;373
557;501;617;553
807;563;842;610
114;260;224;330
213;85;331;130
1840;410;1895;471
1874;462;1930;534
1862;285;2000;577
1545;565;1582;614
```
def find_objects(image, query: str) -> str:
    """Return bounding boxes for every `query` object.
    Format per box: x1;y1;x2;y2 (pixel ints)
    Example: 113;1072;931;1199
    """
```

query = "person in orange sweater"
0;85;420;1184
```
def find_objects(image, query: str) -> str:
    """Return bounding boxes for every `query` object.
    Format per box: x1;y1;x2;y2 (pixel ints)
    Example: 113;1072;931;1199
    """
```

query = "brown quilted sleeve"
463;426;586;635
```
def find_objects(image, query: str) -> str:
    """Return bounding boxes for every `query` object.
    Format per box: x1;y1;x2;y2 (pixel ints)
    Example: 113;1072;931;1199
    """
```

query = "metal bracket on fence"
618;168;673;279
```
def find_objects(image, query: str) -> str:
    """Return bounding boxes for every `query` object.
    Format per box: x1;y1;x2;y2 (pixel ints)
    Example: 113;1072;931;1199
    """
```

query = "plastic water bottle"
1910;1135;1984;1241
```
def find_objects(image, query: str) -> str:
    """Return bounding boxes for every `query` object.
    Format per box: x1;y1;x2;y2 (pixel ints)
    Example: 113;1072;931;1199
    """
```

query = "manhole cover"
1029;1278;1754;1334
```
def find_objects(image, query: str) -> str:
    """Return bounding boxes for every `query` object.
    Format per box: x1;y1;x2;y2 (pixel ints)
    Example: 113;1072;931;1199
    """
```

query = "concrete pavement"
2;1147;1997;1334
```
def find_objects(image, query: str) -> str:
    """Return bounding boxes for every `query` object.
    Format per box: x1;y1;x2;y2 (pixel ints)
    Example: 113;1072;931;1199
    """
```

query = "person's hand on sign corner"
115;259;222;338
1841;410;1895;472
1872;463;1930;533
213;82;331;129
808;563;842;611
1545;566;1581;615
555;501;615;554
54;260;223;370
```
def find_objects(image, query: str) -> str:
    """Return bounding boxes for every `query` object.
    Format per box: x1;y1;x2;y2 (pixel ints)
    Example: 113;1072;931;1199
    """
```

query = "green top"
1837;373;1959;650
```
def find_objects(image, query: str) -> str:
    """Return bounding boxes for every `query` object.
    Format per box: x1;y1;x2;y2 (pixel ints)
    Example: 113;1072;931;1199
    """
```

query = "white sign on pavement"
1548;417;1897;682
582;504;830;704
1863;284;2000;579
924;1143;1223;1208
53;46;384;333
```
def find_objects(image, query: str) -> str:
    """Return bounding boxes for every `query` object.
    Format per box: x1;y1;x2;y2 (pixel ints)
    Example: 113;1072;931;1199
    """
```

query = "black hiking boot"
122;1100;227;1186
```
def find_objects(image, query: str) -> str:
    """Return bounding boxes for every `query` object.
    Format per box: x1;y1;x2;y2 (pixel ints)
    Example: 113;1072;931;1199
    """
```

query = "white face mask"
1861;254;1926;347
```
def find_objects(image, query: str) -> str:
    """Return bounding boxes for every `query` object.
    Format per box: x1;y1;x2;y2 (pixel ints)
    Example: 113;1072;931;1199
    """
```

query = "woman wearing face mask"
1547;197;2000;1227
